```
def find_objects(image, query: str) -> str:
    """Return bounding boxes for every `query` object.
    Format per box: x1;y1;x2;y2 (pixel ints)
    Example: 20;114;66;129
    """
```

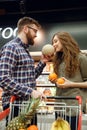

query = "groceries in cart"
6;97;40;130
0;96;82;130
27;125;38;130
50;117;71;130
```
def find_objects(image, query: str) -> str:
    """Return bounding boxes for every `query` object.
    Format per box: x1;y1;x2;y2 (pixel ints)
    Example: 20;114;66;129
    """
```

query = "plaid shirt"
0;37;46;107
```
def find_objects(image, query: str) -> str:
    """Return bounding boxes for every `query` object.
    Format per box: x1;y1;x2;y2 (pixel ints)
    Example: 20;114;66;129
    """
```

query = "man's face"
26;24;38;46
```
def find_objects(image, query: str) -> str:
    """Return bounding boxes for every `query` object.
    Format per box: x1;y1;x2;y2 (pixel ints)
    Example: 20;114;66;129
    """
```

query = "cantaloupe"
42;44;54;56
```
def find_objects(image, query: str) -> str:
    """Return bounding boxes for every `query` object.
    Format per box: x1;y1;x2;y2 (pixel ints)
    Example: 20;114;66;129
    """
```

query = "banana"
50;120;58;130
50;118;71;130
57;126;63;130
60;118;71;130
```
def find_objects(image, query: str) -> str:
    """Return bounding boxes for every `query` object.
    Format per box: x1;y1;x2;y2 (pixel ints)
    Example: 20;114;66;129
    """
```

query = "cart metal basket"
0;96;82;130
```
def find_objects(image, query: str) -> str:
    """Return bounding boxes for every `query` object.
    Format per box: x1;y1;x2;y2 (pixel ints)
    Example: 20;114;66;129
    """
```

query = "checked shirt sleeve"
35;61;46;78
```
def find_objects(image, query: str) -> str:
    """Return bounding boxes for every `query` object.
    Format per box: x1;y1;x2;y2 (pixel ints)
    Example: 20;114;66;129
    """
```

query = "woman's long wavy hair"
52;32;81;77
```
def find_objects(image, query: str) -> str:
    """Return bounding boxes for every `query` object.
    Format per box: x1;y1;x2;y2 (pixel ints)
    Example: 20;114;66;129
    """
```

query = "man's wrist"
27;88;33;94
40;60;46;66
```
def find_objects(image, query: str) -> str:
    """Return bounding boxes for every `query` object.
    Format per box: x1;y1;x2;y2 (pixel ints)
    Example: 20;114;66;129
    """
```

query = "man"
0;17;51;115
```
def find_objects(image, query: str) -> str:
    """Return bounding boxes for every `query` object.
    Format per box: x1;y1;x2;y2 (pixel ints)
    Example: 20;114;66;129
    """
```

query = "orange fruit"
48;73;58;81
19;129;25;130
27;125;38;130
56;78;65;84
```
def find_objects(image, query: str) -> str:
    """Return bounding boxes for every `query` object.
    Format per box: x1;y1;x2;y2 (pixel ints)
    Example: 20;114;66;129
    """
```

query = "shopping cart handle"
10;96;17;103
76;96;82;104
0;108;10;121
46;96;76;99
46;96;82;102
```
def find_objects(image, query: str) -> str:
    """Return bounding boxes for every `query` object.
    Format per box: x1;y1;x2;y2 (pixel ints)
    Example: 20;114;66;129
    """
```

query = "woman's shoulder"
78;52;87;69
78;51;87;80
78;52;87;61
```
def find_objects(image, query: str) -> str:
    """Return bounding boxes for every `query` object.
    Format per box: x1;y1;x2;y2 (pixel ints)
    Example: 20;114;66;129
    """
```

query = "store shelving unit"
31;51;56;96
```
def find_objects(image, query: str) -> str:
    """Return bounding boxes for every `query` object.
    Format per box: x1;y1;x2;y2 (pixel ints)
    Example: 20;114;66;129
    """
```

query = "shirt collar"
15;37;29;49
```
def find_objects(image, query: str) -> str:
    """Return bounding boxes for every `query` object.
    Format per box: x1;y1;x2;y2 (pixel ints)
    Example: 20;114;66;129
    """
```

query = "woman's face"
52;35;63;52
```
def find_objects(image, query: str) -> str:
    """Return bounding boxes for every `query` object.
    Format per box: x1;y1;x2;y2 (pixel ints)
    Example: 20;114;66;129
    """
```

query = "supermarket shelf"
36;84;55;87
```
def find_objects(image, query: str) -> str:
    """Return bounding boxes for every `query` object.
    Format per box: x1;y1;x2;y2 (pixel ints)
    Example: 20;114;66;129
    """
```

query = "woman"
50;32;87;130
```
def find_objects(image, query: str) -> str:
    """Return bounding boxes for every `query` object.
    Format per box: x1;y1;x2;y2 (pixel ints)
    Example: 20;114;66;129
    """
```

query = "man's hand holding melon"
41;44;55;62
42;44;66;86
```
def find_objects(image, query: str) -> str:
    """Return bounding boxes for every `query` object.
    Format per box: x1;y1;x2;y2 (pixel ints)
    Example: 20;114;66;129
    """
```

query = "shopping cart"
0;96;82;130
41;96;82;130
0;96;16;130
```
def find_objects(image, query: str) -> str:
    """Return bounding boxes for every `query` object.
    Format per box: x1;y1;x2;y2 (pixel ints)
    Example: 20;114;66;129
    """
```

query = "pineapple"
6;97;40;130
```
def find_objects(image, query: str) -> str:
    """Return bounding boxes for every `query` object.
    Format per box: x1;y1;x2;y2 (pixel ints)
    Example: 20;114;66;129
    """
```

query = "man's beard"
27;34;34;46
28;37;34;46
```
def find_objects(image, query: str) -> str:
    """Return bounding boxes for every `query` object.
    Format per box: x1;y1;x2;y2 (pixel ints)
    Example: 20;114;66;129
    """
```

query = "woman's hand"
56;77;73;88
56;77;87;89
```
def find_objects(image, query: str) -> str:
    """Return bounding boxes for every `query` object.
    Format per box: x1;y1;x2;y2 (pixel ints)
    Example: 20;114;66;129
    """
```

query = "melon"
42;44;54;56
